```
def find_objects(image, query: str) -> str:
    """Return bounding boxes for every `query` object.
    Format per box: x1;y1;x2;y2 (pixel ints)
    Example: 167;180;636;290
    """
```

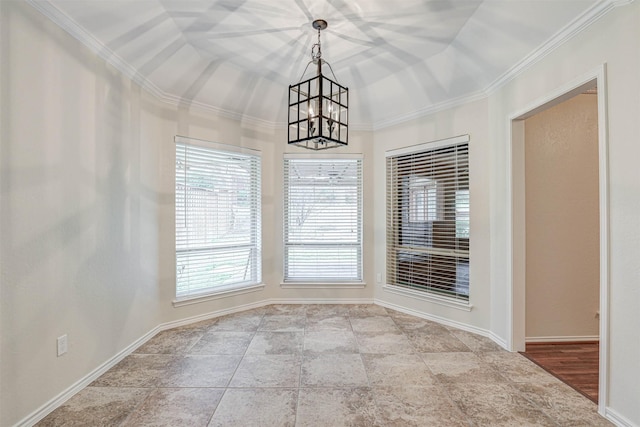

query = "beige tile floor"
37;304;611;426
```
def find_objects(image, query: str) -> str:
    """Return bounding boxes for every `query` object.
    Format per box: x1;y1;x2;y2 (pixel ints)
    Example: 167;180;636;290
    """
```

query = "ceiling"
31;0;608;129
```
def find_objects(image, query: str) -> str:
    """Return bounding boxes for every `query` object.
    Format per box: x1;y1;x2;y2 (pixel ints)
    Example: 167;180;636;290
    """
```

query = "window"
455;189;470;238
175;137;261;298
409;176;442;222
284;156;363;282
386;135;469;301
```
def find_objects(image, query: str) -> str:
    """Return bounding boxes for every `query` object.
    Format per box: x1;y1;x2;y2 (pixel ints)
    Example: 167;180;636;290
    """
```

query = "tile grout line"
207;309;265;426
38;304;611;426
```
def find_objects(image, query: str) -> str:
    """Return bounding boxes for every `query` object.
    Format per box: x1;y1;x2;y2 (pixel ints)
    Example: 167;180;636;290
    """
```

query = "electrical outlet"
57;334;68;357
376;273;382;283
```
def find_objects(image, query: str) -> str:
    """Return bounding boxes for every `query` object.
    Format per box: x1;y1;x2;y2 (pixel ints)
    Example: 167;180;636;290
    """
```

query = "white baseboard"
525;335;599;343
267;297;374;305
160;300;270;331
487;331;509;350
23;299;617;427
16;326;161;427
157;298;374;332
374;298;508;350
605;407;638;427
15;298;374;426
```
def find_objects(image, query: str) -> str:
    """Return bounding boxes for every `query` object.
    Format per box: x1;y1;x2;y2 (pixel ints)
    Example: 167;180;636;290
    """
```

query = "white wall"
524;94;600;341
0;3;166;424
0;3;374;425
487;1;640;424
156;112;375;327
373;2;640;423
372;98;494;335
2;1;639;426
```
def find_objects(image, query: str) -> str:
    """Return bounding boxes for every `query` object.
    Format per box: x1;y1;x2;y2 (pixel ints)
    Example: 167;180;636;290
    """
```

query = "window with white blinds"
175;137;261;298
386;135;469;301
284;156;363;282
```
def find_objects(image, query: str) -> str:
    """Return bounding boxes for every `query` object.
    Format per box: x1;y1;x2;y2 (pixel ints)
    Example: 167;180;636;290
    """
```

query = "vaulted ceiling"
30;0;610;129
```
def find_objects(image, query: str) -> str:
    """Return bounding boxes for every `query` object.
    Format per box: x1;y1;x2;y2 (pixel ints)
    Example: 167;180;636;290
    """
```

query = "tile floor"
37;304;612;426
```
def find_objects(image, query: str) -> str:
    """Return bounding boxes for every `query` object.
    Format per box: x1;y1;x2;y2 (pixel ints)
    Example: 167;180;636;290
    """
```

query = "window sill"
173;283;265;308
280;282;366;289
382;284;472;311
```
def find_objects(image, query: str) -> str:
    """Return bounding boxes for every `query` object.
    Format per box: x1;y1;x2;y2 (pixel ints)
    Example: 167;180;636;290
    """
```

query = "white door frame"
506;64;609;414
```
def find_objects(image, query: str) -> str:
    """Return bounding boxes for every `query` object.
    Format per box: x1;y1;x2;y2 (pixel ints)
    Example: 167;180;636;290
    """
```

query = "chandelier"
288;19;348;150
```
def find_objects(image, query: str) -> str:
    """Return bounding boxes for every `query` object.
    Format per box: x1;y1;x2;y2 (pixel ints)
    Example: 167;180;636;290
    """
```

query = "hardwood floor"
522;342;599;403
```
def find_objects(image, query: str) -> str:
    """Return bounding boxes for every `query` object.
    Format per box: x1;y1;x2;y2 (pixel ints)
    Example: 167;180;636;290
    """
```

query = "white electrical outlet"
376;273;382;283
57;334;68;357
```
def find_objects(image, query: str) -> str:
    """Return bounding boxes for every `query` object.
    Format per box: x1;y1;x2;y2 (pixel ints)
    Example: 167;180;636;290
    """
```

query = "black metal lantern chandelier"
288;19;348;150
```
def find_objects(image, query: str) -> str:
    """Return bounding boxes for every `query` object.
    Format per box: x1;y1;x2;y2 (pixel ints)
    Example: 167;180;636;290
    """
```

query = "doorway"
508;66;609;413
520;91;600;402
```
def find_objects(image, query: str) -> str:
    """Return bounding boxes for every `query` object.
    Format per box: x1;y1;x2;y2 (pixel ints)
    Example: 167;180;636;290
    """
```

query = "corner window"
175;137;261;298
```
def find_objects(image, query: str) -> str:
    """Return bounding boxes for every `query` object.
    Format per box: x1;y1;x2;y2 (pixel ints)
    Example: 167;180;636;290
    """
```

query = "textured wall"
524;94;599;340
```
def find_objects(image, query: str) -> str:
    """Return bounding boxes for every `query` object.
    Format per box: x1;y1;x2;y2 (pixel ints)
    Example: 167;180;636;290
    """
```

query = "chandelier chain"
311;27;322;62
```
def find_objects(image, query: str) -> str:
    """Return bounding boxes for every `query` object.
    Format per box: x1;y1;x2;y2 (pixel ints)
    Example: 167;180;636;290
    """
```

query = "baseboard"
487;331;509;350
15;298;376;426
605;407;638;427
159;300;270;331
17;298;630;427
267;297;375;305
16;326;161;427
525;335;599;343
374;298;508;350
159;298;374;332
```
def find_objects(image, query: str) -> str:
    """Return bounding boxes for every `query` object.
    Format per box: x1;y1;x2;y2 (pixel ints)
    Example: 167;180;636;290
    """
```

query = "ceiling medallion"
288;19;349;150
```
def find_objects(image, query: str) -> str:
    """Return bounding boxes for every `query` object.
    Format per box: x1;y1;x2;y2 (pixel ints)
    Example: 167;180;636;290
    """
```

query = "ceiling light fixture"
288;19;348;150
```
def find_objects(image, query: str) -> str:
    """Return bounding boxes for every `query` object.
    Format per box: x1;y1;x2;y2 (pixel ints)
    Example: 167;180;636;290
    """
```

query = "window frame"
174;136;262;303
385;135;470;304
282;154;364;285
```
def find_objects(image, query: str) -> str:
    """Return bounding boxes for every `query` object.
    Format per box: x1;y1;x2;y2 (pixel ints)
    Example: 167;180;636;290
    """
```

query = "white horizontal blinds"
386;140;469;301
176;140;261;298
284;157;363;282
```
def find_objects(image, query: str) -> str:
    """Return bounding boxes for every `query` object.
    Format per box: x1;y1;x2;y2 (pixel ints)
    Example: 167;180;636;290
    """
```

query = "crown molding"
372;90;488;131
484;0;626;95
27;0;630;132
25;0;165;99
375;0;627;130
25;0;282;130
611;0;635;6
165;93;282;130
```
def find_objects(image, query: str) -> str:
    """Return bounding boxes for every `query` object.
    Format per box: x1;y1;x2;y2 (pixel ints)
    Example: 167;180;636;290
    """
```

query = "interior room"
1;0;639;426
520;91;601;403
